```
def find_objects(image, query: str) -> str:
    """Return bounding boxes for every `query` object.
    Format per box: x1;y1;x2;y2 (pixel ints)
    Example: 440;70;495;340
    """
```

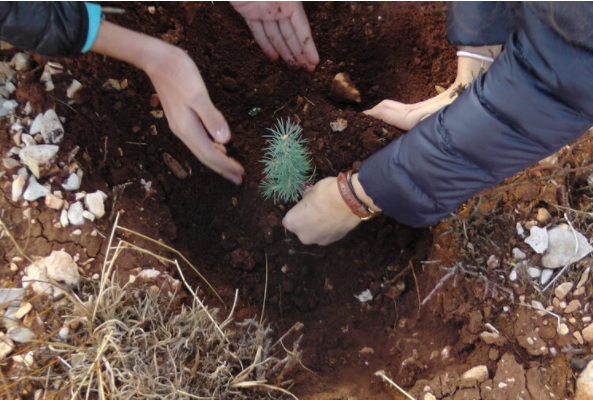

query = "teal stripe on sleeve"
82;2;102;52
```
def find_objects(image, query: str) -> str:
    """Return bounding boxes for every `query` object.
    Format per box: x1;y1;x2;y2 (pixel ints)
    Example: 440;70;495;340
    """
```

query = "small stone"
162;153;188;179
12;52;31;71
138;269;161;279
574;287;586;297
66;80;82;98
576;360;593;400
557;323;570;336
528;267;541;278
582;323;593;343
0;332;15;360
0;288;24;307
578;268;591;289
423;394;437;400
14;302;32;319
82;210;95;221
525;226;548;254
85;191;106;219
23;175;50;201
92;273;100;280
330;72;361;103
536;208;552;224
480;331;507;346
487;255;499;269
150;110;164;119
3;157;20;169
543;224;593;269
11;174;25;202
67;201;85;225
44;193;64;210
564;299;581;314
72;229;82;236
8;327;36;343
541;269;554;285
516;222;525;237
62;172;81;191
58;326;70;340
509;270;518;281
489;348;500;361
149;93;160;108
21;133;36;147
461;365;489;383
19;144;59;178
330;118;348;132
555;282;574;300
575;331;585;345
359;347;374;354
39;109;64;144
103;79;122;91
60;209;69;228
512;248;527;260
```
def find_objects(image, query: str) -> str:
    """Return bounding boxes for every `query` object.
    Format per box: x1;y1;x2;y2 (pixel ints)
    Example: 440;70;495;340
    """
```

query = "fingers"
290;3;319;70
247;20;279;61
278;18;307;68
263;20;295;65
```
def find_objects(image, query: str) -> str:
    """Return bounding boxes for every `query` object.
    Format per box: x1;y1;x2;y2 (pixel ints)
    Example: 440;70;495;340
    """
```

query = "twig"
260;253;269;324
374;370;415;400
410;261;422;317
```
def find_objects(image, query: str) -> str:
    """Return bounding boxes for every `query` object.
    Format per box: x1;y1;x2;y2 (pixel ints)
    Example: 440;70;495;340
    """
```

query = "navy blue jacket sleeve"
359;3;593;227
446;2;514;46
0;2;93;57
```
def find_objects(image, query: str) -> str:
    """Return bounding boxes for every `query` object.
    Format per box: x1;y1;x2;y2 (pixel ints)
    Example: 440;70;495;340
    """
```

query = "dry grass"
1;216;303;399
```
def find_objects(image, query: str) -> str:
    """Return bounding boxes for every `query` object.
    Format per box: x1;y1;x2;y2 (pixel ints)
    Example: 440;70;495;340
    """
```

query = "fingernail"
215;127;229;142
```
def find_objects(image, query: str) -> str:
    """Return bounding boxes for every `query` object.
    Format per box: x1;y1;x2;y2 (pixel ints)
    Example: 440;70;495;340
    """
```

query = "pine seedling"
260;118;312;203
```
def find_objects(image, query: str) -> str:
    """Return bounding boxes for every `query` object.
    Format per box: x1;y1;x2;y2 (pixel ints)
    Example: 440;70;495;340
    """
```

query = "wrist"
337;171;382;220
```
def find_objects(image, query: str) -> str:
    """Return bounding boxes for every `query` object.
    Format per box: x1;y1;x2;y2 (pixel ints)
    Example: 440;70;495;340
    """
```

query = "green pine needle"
260;118;312;203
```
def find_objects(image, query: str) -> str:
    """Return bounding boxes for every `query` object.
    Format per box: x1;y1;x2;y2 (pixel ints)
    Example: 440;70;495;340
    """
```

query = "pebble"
574;287;587;297
330;72;361;103
85;191;107;219
582;323;593;343
542;224;593;269
565;299;581;314
39;109;64;144
423;394;437;400
0;332;15;360
44;193;64;209
2;157;20;169
575;331;585;345
576;360;593;400
67;201;85;225
62;172;81;191
72;229;82;236
58;326;69;340
14;302;32;319
510;270;518;282
512;248;527;260
8;327;36;343
330;118;348;132
516;222;525;237
528;267;541;278
461;365;489;383
525;226;549;254
23;175;50;201
138;269;161;279
0;288;24;307
480;331;507;346
66;80;82;98
19;144;59;178
558;323;570;336
487;255;499;269
555;282;574;300
541;269;554;285
536;208;552;224
60;208;69;228
82;210;95;221
489;348;500;361
11;175;25;202
12;52;31;72
92;273;100;280
583;316;592;323
578;268;591;289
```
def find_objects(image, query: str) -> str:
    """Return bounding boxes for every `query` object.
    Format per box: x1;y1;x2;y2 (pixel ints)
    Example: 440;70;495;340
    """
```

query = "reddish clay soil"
4;2;593;399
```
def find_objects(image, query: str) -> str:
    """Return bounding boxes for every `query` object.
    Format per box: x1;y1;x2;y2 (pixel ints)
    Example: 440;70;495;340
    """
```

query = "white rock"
23;175;50;201
576;360;593;400
2;307;19;330
39;109;64;144
0;332;15;360
512;248;527;260
578;267;591;289
8;327;36;343
525;226;549;254
17;166;28;179
11;174;25;202
509;270;518;282
528;267;541;278
2;157;20;169
557;323;570;336
13;351;34;368
82;210;95;221
60;209;69;228
423;394;437;400
23;101;31;115
29;114;43;135
329;118;348;132
23;251;80;298
487;255;499;269
461;365;489;383
44;193;64;210
52;190;63;199
14;302;32;319
19;144;59;179
537;208;552;224
66;80;82;98
62;172;81;191
355;289;373;302
565;299;581;314
0;288;24;307
21;133;36;147
516;222;525;237
555;282;574;300
85;191;106;219
542;224;593;269
0;99;17;117
4;81;15;95
11;52;31;72
67;201;85;226
541;269;554;285
72;229;82;236
40;70;54;91
138;269;161;279
75;192;86;201
58;326;70;340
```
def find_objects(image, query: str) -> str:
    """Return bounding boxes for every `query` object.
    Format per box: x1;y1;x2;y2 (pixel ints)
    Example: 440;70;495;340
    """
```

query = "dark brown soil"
3;2;587;399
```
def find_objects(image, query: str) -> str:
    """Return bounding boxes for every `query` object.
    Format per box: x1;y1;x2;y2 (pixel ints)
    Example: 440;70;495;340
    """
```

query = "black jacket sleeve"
359;2;593;227
0;2;89;57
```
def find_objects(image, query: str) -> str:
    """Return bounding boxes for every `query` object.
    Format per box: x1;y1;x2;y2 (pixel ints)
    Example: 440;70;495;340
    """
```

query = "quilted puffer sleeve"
359;4;593;227
446;2;515;46
0;2;102;57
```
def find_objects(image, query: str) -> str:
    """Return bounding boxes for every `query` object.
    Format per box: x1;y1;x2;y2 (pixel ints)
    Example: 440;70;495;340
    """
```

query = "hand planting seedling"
260;118;312;203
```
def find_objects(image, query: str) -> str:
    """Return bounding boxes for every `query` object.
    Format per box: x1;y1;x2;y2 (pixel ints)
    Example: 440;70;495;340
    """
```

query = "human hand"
231;1;319;71
144;45;245;184
283;177;361;245
365;45;502;131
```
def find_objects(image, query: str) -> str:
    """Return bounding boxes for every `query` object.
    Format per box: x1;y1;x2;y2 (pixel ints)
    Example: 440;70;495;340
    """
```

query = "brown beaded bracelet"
337;171;381;221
